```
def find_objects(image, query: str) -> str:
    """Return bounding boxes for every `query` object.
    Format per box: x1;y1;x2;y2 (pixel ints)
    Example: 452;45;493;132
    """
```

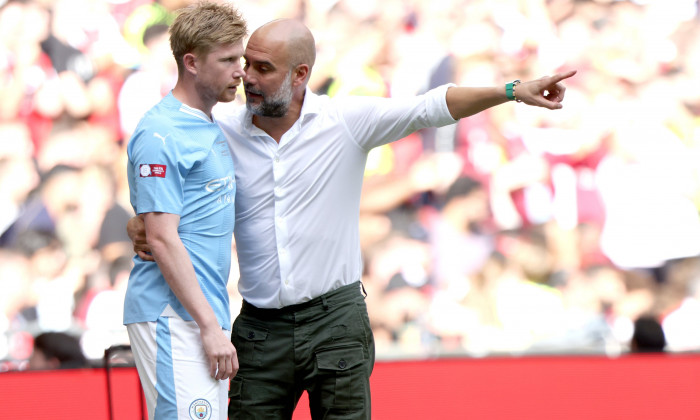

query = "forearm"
445;70;577;118
445;86;510;120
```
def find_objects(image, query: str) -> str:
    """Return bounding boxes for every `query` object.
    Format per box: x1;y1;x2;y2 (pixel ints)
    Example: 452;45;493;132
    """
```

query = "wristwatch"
505;80;522;102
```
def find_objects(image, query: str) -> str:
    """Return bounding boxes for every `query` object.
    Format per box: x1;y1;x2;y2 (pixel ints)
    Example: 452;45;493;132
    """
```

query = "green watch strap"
506;80;521;101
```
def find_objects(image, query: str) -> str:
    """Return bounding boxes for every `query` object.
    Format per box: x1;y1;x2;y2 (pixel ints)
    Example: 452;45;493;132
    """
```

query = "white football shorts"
126;311;231;420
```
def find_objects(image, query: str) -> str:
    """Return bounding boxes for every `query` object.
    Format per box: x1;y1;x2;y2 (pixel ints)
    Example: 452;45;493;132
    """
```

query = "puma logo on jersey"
153;132;171;144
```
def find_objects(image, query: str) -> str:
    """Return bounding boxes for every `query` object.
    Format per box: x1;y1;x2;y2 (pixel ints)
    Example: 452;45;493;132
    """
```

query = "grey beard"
246;98;289;118
246;71;293;118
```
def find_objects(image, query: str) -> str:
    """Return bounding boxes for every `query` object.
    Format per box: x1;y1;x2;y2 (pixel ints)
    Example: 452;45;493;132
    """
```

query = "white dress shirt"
216;84;456;308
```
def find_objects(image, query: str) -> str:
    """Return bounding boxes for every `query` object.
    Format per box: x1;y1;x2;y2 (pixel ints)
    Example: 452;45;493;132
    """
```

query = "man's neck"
252;115;295;143
172;82;214;120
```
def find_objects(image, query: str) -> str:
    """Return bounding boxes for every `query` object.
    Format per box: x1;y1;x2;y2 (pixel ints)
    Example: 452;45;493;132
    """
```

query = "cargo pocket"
315;344;366;409
233;324;268;367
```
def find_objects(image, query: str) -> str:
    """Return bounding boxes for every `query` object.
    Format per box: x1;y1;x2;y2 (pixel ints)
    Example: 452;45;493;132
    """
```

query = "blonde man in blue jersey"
124;3;246;419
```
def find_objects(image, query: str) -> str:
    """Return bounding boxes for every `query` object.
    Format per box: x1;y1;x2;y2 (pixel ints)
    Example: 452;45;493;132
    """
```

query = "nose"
234;65;246;79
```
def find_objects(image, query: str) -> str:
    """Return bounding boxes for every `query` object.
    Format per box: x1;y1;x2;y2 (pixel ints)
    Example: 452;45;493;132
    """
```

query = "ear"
183;52;198;76
292;64;310;87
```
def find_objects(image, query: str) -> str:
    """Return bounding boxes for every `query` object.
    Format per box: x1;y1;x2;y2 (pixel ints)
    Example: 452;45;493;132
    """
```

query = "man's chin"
246;103;263;116
218;90;239;103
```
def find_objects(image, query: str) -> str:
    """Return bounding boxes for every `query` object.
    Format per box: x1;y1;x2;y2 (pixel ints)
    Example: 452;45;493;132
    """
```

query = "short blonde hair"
169;1;247;73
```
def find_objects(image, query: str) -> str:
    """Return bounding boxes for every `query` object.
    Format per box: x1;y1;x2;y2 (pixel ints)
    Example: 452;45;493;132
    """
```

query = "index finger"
549;70;577;85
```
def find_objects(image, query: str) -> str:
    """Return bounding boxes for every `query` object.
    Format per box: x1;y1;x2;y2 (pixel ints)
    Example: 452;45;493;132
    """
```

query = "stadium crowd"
2;0;700;369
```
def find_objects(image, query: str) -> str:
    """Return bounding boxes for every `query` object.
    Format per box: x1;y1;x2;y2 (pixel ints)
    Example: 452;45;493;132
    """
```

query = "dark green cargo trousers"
228;282;375;420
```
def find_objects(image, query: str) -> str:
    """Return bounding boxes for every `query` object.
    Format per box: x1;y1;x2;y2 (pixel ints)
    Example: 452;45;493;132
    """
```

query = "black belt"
241;281;362;317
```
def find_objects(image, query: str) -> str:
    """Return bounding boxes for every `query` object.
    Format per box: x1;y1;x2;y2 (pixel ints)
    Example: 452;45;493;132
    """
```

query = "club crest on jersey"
189;398;212;420
140;164;166;178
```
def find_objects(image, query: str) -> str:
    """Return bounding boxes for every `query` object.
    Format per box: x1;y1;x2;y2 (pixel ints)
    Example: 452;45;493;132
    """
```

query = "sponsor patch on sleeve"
140;164;166;178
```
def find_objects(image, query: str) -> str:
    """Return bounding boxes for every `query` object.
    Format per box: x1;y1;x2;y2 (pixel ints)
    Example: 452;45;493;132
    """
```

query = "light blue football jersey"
124;92;235;329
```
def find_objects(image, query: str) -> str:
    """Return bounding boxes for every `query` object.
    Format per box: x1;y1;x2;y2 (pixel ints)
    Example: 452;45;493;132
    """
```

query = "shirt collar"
298;86;321;122
164;91;213;123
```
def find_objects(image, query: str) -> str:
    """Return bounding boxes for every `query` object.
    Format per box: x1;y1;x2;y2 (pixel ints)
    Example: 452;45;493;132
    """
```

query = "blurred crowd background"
2;0;700;370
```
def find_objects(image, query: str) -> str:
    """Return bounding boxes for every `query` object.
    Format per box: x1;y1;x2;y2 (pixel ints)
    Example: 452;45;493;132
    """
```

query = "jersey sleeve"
128;123;190;216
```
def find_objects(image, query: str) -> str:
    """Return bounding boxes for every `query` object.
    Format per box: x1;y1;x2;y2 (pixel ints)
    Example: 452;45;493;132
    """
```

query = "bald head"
251;19;316;71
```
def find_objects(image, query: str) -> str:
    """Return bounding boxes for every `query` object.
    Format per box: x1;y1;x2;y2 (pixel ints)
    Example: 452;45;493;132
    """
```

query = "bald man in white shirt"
129;18;575;420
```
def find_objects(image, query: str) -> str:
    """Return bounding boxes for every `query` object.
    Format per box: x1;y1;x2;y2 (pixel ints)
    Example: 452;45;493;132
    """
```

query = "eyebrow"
243;56;275;68
219;54;242;61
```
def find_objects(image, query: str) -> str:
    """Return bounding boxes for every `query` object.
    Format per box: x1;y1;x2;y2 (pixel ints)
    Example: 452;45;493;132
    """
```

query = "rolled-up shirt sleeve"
337;83;457;151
